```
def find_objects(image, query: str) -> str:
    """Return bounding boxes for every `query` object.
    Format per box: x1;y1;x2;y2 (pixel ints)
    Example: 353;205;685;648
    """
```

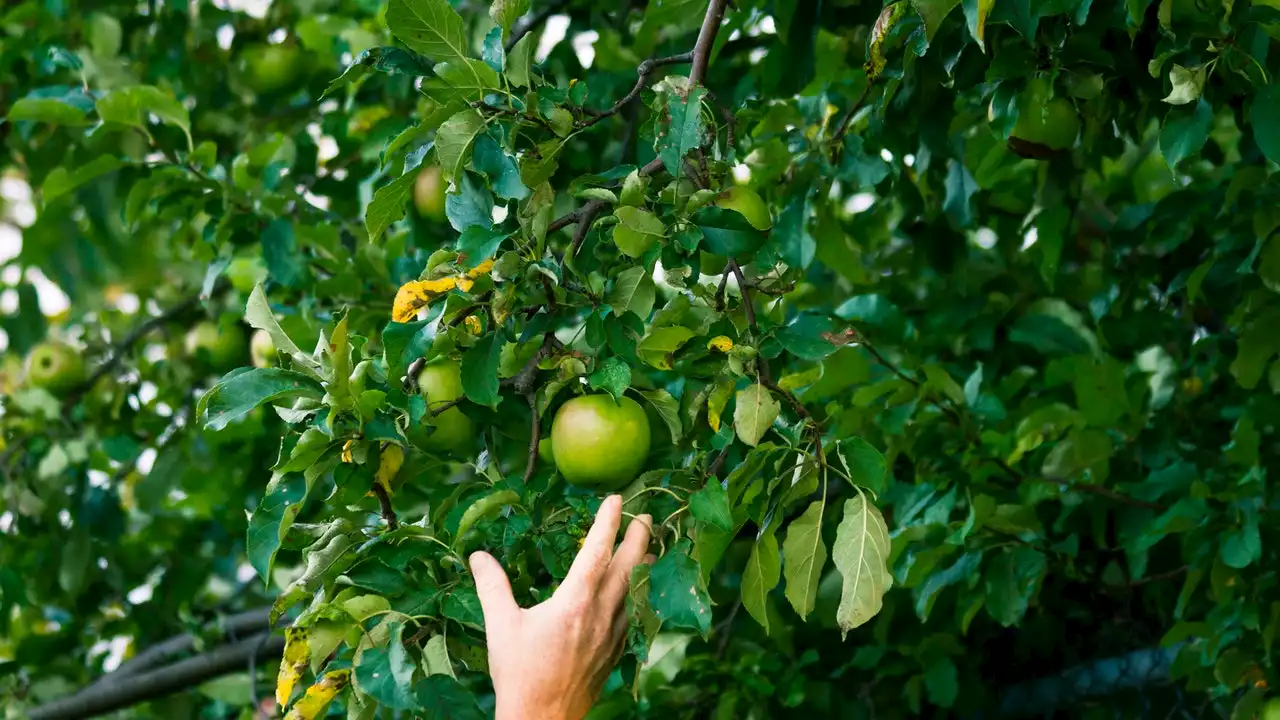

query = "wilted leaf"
832;492;892;637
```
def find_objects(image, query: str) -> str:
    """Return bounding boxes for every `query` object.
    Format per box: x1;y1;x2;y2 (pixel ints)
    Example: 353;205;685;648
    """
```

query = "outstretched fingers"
563;494;623;593
603;514;652;605
470;551;519;632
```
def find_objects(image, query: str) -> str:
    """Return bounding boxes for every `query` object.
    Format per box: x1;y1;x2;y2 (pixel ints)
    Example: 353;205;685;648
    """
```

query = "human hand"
469;495;653;720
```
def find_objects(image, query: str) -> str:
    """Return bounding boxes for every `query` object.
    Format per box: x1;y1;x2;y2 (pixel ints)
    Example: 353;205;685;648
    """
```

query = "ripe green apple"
24;341;86;394
414;165;447;222
713;186;772;231
1010;78;1079;152
185;321;247;373
550;394;650;491
408;357;474;454
250;329;276;368
243;44;302;94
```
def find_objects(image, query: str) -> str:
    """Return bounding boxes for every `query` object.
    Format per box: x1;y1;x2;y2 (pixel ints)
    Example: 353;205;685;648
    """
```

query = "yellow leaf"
341;440;354;464
392;281;435;323
283;669;352;720
276;627;311;708
707;336;734;352
464;315;482;334
466;258;495;277
374;443;404;494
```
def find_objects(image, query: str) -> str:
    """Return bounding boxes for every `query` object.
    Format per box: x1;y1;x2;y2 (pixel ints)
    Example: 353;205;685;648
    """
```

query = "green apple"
1010;78;1079;153
24;341;86;394
243;44;301;94
250;329;276;368
550;394;650;491
408;357;475;454
1263;699;1280;720
414;165;448;222
538;437;555;466
226;256;268;294
185;321;247;373
713;186;772;231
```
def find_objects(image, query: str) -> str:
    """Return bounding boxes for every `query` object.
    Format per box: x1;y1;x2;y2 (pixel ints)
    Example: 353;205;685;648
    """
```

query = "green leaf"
7;92;92;125
421;635;456;678
386;0;470;63
774;188;815;269
914;550;983;621
366;169;418;242
656;85;707;176
261;219;306;289
1041;428;1112;480
1220;510;1261;569
435;108;486;183
782;500;827;620
505;33;534;87
588;356;631;403
321;46;434;99
922;655;959;707
455;226;510;268
943;160;977;229
639;388;683;440
1162;64;1205;105
637;326;696;370
414;675;485;719
472;134;530;201
741;530;780;634
490;0;530;34
445;170;494;232
1253;84;1280;165
689;478;732;532
96;85;192;150
607;266;656;319
198;369;325;431
42;155;123;204
246;284;317;372
1160;100;1212;169
733;383;779;447
648;540;712;637
832;492;892;638
427;59;501;102
693;206;768;257
983;546;1046;626
443;586;485;630
612;206;666;258
775;313;838;360
914;0;962;39
354;621;417;710
461;332;506;408
962;0;995;49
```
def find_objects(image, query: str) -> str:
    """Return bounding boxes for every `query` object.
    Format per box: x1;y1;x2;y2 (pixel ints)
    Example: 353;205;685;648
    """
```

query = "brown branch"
65;293;202;405
29;633;284;720
371;483;399;529
569;202;604;259
1128;565;1189;587
523;393;541;483
578;53;694;131
706;445;730;479
505;0;569;51
689;0;729;85
830;80;877;151
89;607;274;687
726;259;757;329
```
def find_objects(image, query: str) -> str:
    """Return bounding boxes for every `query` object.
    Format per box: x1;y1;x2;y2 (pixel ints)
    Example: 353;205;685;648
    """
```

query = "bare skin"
470;494;653;720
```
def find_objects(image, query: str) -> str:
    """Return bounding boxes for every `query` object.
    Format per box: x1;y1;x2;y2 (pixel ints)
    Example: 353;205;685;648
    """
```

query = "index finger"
562;494;622;592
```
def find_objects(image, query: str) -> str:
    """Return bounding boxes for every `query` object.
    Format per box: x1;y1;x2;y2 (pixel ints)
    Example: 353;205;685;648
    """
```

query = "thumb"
470;551;518;629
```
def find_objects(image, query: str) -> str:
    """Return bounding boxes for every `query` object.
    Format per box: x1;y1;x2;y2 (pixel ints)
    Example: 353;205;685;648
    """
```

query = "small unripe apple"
250;329;276;368
414;165;447;222
25;341;86;395
185;321;247;373
408;357;475;454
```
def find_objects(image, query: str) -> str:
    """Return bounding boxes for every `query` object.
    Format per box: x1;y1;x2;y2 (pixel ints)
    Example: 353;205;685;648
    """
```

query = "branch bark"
89;607;274;686
30;633;284;720
64;292;203;406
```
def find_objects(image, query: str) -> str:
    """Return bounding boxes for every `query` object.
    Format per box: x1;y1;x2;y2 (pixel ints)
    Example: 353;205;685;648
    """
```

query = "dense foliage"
3;0;1280;717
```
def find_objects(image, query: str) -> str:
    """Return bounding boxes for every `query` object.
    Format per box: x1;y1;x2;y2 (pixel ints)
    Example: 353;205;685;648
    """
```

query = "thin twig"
522;393;540;483
830;80;876;150
65;293;202;405
505;0;569;51
725;260;755;328
569;202;604;259
371;483;399;529
1128;565;1189;587
577;53;694;131
428;397;466;417
706;445;730;479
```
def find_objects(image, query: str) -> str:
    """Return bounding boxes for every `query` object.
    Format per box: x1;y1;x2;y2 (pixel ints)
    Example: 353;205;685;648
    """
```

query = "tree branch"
89;607;274;687
30;633;284;720
578;53;694;131
689;0;728;85
505;0;569;51
829;80;876;151
523;393;541;483
371;482;399;529
65;292;203;405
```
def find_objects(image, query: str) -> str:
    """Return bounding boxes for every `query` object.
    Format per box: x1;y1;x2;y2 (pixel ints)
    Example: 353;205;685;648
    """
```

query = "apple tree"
2;0;1280;717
